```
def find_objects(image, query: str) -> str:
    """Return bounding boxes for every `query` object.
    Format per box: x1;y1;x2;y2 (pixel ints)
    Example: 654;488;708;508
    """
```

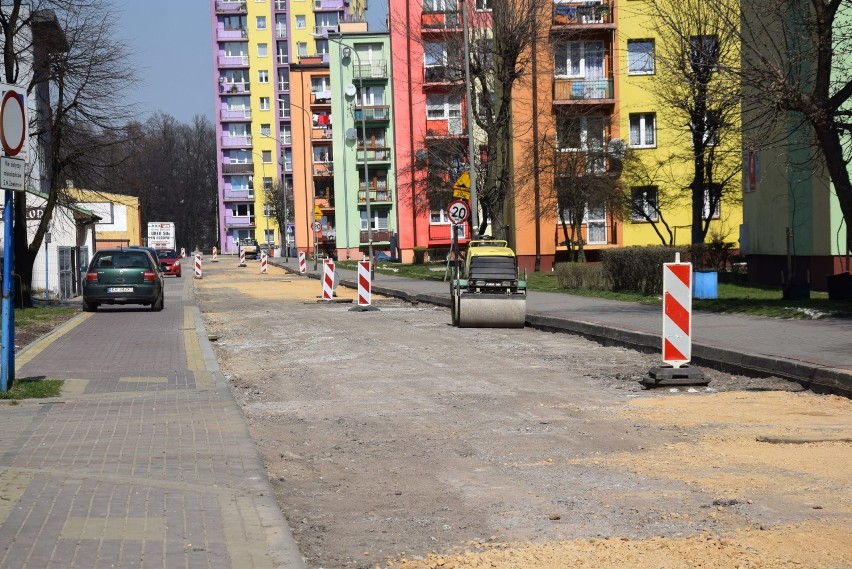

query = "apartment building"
211;0;365;254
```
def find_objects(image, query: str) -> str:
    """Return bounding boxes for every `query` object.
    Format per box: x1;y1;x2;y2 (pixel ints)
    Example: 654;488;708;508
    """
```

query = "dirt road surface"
196;260;852;569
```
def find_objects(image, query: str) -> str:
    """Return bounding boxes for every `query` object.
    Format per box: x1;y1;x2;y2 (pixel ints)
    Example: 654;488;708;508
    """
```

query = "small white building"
0;189;99;300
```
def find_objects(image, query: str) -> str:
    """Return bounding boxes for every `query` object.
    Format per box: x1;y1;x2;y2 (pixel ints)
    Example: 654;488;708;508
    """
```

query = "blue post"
1;189;14;391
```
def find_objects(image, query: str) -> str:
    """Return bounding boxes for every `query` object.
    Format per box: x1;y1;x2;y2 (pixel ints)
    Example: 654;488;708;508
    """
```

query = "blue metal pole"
1;189;15;391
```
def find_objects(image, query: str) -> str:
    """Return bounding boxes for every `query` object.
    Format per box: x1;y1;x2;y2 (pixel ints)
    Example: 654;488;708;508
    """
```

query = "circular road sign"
313;221;322;232
1;90;25;157
446;199;470;225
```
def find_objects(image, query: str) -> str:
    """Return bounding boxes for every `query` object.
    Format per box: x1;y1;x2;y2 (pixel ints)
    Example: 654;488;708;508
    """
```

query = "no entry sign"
0;86;26;157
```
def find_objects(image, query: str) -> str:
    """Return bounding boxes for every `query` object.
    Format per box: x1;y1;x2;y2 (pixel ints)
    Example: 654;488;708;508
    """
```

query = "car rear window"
95;253;151;269
157;250;177;259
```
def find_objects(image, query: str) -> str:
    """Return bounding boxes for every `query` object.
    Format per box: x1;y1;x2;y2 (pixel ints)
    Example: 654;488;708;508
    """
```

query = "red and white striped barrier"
357;261;371;306
260;251;268;274
211;246;218;262
298;252;306;274
194;253;203;279
322;259;335;300
181;247;186;258
662;260;692;367
239;249;246;267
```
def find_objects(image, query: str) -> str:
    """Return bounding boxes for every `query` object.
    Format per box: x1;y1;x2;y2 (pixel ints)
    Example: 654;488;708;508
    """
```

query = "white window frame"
257;43;268;57
256;16;267;30
557;115;605;152
297;42;308;57
260;124;271;137
295;15;306;29
554;41;604;79
258;69;269;83
259;97;270;111
627;39;655;75
703;185;721;219
584;203;607;245
262;150;272;163
629;113;656;148
475;0;492;10
426;93;462;120
360;209;389;231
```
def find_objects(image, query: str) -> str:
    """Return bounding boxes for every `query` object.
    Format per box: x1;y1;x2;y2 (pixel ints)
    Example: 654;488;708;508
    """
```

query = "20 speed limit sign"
446;199;470;224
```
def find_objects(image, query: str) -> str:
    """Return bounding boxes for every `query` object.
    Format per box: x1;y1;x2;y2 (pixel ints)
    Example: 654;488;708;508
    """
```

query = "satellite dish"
345;128;357;141
344;84;357;97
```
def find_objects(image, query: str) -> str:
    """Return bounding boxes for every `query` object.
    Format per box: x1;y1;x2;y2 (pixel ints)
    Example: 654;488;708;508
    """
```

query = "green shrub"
412;246;428;265
601;246;681;296
554;262;609;290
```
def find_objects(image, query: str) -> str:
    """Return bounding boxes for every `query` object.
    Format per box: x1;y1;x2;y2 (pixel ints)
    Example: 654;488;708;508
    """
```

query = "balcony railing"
220;108;252;121
424;65;463;83
276;27;287;38
218;54;250;67
356;146;391;162
553;2;613;26
223;187;253;200
553;78;614;101
216;27;248;41
358;188;392;203
312;126;333;139
426;117;465;137
224;215;255;228
313;24;339;36
215;1;247;14
354;106;390;121
360;230;392;243
314;0;344;10
221;161;254;174
429;223;468;241
313;163;334;177
421;10;460;30
353;61;388;80
311;91;332;105
221;134;252;147
277;54;289;65
219;82;250;94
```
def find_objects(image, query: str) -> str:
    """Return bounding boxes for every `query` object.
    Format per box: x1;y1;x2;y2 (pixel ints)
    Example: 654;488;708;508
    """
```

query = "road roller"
450;239;527;328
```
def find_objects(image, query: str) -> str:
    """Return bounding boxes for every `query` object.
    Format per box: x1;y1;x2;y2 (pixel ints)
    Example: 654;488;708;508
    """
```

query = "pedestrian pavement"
270;256;852;396
0;275;305;569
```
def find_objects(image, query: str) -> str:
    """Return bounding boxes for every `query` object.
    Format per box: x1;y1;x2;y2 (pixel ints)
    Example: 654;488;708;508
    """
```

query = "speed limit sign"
446;199;470;224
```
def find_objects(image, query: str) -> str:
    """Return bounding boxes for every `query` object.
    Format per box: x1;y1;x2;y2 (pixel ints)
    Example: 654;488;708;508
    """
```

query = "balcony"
356;146;392;162
552;2;614;27
218;54;250;67
426;118;466;137
221;134;252;147
215;1;247;14
313;163;334;177
313;24;339;36
354;106;390;122
313;0;344;10
357;188;392;204
424;65;463;84
221;160;254;174
353;61;388;80
421;10;461;31
224;214;255;228
553;78;614;103
223;187;253;200
312;126;333;139
220;108;251;121
429;223;468;241
219;82;250;95
360;230;392;244
216;27;247;41
311;91;332;105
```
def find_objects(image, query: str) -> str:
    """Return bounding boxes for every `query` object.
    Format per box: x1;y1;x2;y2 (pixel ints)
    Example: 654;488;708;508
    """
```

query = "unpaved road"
196;259;852;569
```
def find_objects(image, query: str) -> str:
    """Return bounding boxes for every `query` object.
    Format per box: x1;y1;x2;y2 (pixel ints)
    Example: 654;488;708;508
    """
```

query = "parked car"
239;238;259;260
155;249;182;277
129;246;163;272
82;248;165;312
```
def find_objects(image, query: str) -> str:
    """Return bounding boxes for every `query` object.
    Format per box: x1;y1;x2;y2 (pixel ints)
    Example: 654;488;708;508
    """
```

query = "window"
426;93;462;120
629;113;656;147
258;70;269;83
627;39;655;74
585;204;607;244
262;150;272;163
554;41;604;78
263;176;273;190
264;229;275;244
260;124;271;137
703;184;721;219
690;35;719;72
360;209;389;231
257;43;268;57
259;97;270;110
295;15;306;29
256;16;267;30
424;41;446;67
476;0;492;10
556;115;605;151
631;186;658;221
310;76;331;93
231;204;255;217
692;110;721;146
423;0;450;11
297;42;308;57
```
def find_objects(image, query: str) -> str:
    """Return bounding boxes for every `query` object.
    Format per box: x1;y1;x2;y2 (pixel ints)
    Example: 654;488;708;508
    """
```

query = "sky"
113;0;389;125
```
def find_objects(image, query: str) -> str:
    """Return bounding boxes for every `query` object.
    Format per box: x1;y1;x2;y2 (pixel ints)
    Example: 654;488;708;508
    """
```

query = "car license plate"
107;287;133;293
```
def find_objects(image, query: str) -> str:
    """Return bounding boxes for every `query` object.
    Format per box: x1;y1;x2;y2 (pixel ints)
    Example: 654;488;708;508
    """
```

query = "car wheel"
151;292;164;312
82;299;98;312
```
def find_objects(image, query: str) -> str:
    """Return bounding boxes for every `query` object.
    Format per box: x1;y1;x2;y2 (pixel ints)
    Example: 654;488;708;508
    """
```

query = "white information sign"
0;156;24;192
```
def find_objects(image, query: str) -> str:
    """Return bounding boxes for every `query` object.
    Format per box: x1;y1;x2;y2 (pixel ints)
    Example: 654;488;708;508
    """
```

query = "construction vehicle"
450;239;527;328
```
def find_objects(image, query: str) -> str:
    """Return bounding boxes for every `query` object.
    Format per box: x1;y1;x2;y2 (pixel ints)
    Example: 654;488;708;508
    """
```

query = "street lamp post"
329;34;373;273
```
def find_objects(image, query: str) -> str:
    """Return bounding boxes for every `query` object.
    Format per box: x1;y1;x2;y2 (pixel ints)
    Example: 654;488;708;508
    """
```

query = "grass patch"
0;378;63;400
15;307;77;327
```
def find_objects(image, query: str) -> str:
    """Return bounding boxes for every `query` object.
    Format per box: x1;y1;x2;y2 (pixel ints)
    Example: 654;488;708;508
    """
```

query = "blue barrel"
693;270;718;299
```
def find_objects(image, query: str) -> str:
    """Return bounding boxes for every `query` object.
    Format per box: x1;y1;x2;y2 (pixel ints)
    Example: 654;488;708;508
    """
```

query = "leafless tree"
647;0;743;254
0;0;135;306
728;0;852;269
